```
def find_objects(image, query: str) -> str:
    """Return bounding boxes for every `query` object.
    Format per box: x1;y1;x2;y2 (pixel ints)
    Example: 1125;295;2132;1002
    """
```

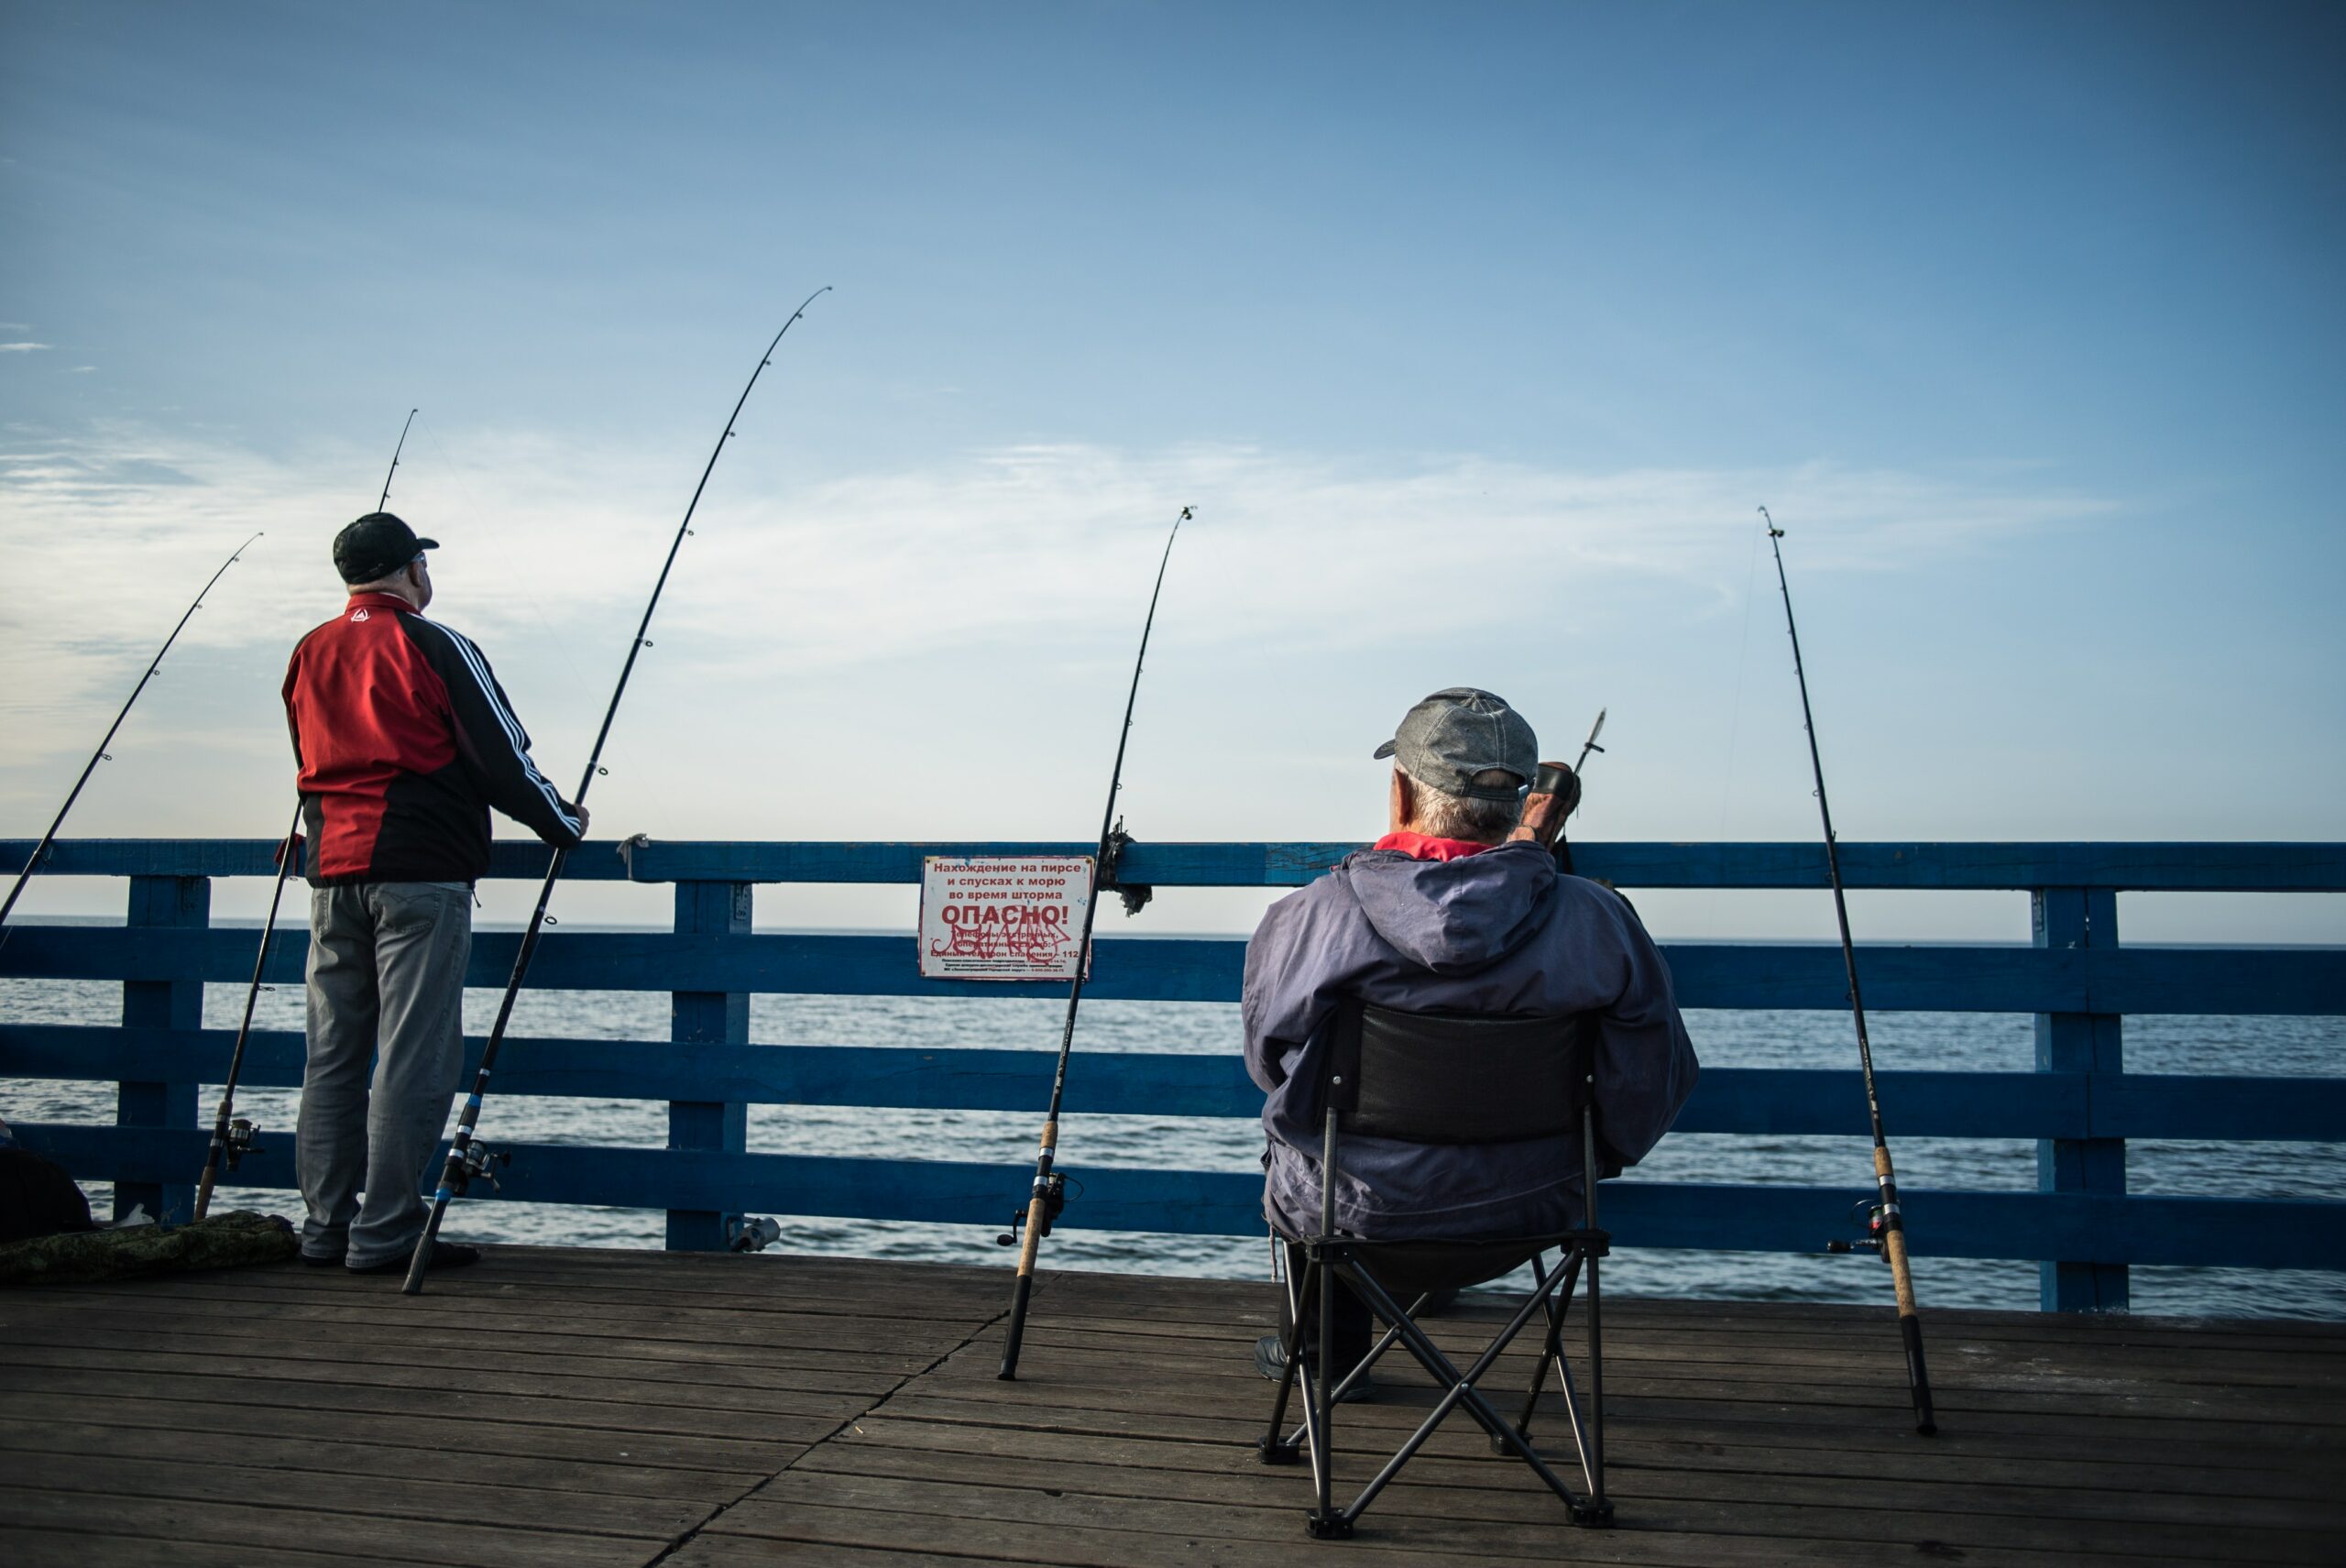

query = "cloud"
0;343;53;354
0;421;2114;787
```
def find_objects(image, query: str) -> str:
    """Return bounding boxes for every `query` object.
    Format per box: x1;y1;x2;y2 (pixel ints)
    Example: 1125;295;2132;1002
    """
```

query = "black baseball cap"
333;511;439;585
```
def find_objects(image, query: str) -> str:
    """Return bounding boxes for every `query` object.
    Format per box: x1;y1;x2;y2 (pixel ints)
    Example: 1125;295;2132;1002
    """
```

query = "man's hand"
1508;761;1580;850
574;804;592;836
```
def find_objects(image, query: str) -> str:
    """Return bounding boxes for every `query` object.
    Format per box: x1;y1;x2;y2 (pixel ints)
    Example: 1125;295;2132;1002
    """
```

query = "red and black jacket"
282;593;586;885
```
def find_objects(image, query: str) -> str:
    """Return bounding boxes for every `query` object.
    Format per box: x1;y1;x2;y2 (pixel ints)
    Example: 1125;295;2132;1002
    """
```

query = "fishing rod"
0;533;262;933
197;414;421;1218
379;409;417;511
192;805;300;1219
1527;709;1606;874
996;505;1189;1379
402;288;831;1293
1760;505;1936;1437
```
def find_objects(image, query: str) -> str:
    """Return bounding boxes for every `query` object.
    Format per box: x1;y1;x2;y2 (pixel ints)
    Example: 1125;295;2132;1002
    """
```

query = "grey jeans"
299;881;472;1267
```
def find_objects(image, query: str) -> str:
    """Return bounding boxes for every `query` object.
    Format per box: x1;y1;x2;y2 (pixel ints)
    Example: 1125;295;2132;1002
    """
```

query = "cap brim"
1372;740;1398;760
414;536;441;551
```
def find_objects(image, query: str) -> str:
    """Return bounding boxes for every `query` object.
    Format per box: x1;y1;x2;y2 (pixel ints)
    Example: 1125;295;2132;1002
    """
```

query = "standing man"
1242;687;1697;1388
282;512;587;1274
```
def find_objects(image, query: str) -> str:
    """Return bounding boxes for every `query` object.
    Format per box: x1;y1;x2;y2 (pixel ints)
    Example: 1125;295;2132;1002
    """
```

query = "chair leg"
1259;1252;1317;1465
1308;1246;1346;1538
1337;1263;1590;1527
1503;1250;1576;1454
1579;1239;1612;1525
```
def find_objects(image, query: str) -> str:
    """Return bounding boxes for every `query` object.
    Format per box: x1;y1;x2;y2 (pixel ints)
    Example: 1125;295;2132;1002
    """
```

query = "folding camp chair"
1256;998;1612;1538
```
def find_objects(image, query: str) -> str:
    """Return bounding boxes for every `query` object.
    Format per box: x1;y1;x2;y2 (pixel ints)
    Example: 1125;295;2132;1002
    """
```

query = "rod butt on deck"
401;1197;451;1296
1901;1310;1936;1435
999;1267;1038;1379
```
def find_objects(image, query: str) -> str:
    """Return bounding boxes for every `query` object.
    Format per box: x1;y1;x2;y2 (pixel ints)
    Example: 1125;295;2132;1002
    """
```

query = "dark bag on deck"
0;1146;97;1245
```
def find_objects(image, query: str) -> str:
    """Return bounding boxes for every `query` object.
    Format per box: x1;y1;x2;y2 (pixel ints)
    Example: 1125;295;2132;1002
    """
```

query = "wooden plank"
0;1414;764;1499
998;1301;2346;1380
27;1126;2346;1270
2;1451;716;1541
0;1529;382;1568
0;1364;850;1444
706;1494;1847;1568
9;1297;950;1378
666;1543;1088;1568
901;1352;2346;1436
0;1342;877;1421
11;925;2341;1015
1004;1298;2346;1372
19;1026;2342;1145
0;1487;666;1568
21;1274;995;1348
0;1317;908;1398
872;1381;2345;1457
803;1427;2346;1537
836;1408;2343;1503
665;1543;1057;1568
975;1323;2346;1398
23;838;2340;894
0;1389;802;1476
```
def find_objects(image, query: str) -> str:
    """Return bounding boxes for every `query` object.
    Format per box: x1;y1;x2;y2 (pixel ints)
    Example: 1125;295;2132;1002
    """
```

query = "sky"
2;0;2341;941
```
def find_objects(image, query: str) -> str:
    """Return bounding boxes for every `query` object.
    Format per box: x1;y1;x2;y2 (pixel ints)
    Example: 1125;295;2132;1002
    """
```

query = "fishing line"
413;414;594;697
996;504;1189;1379
1760;505;1937;1437
402;288;832;1294
1708;519;1766;934
0;532;263;937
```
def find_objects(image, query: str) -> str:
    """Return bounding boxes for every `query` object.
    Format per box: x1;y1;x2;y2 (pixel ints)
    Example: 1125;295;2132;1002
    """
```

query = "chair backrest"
1325;998;1591;1146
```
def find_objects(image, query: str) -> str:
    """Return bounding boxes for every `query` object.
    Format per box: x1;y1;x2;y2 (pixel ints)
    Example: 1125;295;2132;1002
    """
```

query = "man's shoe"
299;1248;345;1267
349;1242;481;1276
1255;1333;1374;1402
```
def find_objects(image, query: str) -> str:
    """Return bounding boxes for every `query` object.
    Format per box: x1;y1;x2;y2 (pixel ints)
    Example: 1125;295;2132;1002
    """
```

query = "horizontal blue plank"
5;926;2341;1014
11;1025;2346;1141
0;838;641;883
18;1123;2344;1269
9;839;2345;891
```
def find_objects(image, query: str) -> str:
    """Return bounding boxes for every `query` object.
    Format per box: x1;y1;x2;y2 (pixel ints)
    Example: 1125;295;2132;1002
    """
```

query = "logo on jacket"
350;609;370;621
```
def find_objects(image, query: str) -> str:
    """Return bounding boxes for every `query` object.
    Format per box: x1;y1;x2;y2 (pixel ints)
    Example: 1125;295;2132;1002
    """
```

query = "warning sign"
918;856;1093;981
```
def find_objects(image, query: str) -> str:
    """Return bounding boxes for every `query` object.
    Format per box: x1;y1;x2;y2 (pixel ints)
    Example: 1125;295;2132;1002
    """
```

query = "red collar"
344;591;417;615
1374;830;1499;862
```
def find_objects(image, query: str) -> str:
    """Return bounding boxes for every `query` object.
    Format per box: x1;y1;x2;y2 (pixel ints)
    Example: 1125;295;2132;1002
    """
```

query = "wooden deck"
1;1246;2340;1566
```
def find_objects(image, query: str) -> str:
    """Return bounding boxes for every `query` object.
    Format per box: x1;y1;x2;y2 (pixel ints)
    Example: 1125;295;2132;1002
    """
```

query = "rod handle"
998;1266;1038;1379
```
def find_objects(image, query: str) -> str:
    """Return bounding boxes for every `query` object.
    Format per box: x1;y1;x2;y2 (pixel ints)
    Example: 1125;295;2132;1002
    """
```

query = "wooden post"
119;873;209;1225
667;880;751;1251
2033;885;2127;1311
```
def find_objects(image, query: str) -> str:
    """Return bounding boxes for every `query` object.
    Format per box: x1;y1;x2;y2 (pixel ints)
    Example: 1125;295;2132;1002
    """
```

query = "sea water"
5;960;2341;1320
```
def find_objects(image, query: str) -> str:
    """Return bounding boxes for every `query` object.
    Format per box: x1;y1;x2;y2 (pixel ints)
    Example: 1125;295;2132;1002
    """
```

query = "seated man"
1243;686;1698;1386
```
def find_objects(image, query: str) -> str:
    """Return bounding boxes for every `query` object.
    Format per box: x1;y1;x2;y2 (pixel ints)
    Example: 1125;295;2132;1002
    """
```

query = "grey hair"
1402;767;1523;841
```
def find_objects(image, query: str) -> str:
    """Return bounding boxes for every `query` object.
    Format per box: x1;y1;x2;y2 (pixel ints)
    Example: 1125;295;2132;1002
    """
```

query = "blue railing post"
2033;884;2128;1310
667;880;751;1251
119;873;208;1225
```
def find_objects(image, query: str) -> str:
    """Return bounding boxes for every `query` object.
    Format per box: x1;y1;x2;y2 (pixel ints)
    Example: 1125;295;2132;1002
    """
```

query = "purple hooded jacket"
1242;839;1697;1239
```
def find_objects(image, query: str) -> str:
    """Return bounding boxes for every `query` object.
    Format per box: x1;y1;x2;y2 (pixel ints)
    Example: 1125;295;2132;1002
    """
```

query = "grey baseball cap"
1373;687;1538;802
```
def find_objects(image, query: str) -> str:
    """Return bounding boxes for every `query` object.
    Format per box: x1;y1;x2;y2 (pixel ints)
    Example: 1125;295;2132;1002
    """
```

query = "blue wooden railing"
3;838;2341;1311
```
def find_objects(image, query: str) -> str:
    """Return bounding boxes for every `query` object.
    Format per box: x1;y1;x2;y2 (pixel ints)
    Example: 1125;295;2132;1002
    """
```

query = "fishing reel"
1825;1198;1892;1263
995;1171;1068;1247
455;1142;510;1195
221;1117;263;1174
1530;761;1584;821
729;1216;783;1254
